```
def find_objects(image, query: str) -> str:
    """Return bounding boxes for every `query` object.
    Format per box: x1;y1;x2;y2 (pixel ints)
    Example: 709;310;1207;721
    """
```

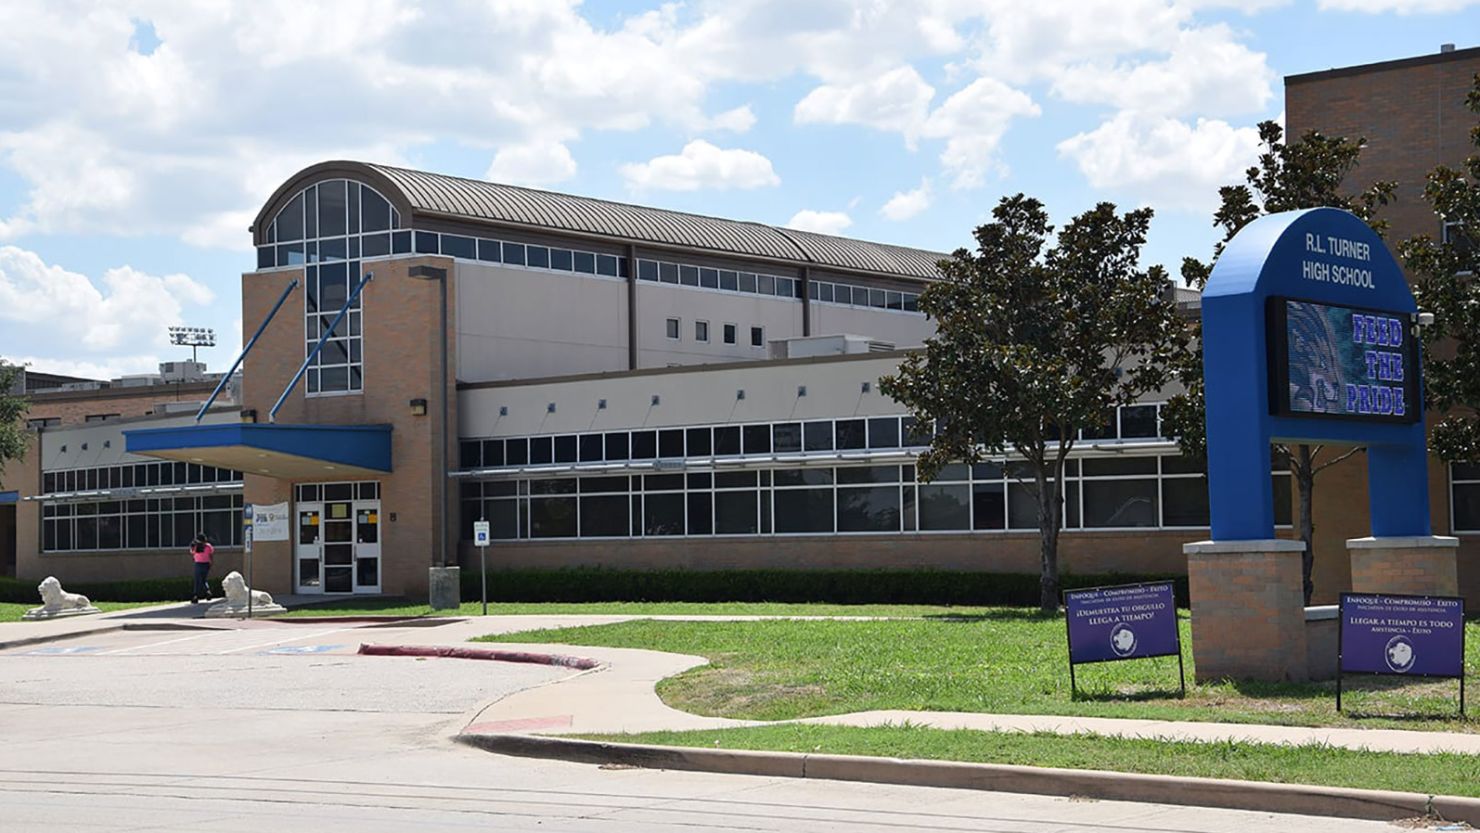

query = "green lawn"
278;599;972;618
579;724;1480;797
484;611;1479;731
0;600;173;623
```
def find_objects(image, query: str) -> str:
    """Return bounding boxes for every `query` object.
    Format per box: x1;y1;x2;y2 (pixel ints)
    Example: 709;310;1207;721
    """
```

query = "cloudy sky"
0;0;1475;379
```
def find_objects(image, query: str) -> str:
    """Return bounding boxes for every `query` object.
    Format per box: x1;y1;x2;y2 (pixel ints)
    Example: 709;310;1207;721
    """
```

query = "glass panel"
1161;454;1205;475
530;497;577;538
441;235;476;259
460;441;482;469
714;426;741;456
837;465;899;484
773;488;834;533
604;432;630;461
356;506;379;544
919;483;970;530
699;268;719;288
324;566;353;593
1163;478;1210;527
414;231;439;254
573;251;595;273
580;476;628;493
597;254;618;276
1452;462;1480;480
686;427;711;456
868;417;900;449
527;246;550;268
835;419;866;450
644;474;684;491
1120;405;1159;438
478;239;502;262
318;180;347;237
739;272;757;292
1273;475;1293;526
680;265;699;286
1083;479;1158;528
391;230;412;253
1453;483;1480;531
687;492;713;535
972;482;1006;529
276;193;304;241
803;421;833;451
356;558;379;588
529;436;553;465
631;430;657;459
773;422;802;453
743;424;771;454
643;492;685;535
659;429;684;458
580;495;628;537
774;468;832;486
757;274;774;295
505;438;528;465
554;435;577;463
579;434;604;462
837;486;900;532
719;270;738;291
659;262;679;283
325;484;353;501
636;259;657;280
1082;457;1158;477
487;499;519;539
362;188;391;232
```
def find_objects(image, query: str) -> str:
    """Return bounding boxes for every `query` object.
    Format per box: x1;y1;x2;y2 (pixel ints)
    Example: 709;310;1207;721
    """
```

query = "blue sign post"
1064;582;1184;697
1203;207;1429;540
1338;593;1466;715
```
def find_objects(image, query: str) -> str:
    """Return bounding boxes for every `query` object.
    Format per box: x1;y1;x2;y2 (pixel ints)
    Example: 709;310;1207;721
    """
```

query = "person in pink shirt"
189;533;214;604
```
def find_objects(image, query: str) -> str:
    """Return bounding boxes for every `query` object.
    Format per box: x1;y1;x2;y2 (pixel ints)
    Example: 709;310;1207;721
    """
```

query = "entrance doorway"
294;482;380;594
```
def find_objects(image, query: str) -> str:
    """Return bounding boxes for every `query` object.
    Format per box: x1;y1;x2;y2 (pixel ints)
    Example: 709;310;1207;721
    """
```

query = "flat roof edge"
1286;45;1480;84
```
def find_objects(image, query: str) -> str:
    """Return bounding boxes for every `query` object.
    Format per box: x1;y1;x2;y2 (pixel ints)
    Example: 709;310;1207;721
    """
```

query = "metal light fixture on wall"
409;398;428;416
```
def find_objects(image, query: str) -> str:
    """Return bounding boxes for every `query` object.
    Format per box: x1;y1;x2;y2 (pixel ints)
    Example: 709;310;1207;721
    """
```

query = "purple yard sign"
1065;582;1181;664
1339;593;1465;678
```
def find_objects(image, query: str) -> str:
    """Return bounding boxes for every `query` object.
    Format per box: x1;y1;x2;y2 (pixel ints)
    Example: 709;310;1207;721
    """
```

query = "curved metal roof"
354;162;946;280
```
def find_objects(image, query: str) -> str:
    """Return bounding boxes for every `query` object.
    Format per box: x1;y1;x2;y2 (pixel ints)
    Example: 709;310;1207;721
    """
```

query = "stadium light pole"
168;326;216;364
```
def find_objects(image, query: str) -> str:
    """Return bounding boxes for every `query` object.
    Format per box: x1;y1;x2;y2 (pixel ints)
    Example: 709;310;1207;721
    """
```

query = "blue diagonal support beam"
270;271;373;423
196;278;299;423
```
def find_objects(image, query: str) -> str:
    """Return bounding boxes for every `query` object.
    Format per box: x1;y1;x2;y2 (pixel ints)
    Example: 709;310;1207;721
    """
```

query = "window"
42;485;245;553
84;414;119;423
750;326;764;348
695;320;709;342
723;323;737;345
665;318;680;340
1452;462;1480;533
27;417;59;430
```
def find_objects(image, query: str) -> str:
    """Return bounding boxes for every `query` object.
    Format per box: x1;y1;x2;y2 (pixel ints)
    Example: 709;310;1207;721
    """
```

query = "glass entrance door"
295;482;381;595
296;504;322;592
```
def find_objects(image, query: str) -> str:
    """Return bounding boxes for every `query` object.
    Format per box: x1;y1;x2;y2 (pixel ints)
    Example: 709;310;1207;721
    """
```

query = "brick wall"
1187;544;1309;682
241;257;457;599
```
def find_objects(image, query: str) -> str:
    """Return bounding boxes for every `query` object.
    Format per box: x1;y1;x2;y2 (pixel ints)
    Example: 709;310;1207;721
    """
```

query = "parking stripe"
98;632;220;655
214;629;350;655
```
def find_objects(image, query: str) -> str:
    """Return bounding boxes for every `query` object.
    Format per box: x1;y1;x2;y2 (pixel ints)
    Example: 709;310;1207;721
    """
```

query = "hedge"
0;575;223;604
456;568;1191;608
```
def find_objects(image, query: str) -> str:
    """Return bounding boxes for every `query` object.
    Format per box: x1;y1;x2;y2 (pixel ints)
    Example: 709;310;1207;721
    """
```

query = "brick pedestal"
1185;539;1309;682
1347;536;1459;597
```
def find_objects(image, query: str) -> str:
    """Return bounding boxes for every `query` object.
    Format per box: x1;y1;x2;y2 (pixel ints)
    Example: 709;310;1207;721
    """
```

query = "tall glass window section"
266;179;402;396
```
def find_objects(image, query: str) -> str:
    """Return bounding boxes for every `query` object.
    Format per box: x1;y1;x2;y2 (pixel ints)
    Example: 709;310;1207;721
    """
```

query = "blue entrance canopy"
125;423;393;480
0;491;17;504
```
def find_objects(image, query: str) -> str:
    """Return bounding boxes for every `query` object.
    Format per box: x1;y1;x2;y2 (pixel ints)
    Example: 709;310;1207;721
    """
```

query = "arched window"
259;179;402;396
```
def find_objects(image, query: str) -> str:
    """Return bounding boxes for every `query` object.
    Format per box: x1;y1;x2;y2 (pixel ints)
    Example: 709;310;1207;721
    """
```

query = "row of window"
267;179;402;245
635;258;923;315
1450;462;1480;532
458;406;1167;471
303;260;366;395
41;495;246;553
43;463;245;495
665;317;766;348
460;457;1293;540
294;481;382;503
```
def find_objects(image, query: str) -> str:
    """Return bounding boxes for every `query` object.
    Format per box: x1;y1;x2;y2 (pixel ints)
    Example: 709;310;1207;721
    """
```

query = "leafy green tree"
1161;121;1395;604
881;195;1183;613
0;360;30;489
1405;73;1480;463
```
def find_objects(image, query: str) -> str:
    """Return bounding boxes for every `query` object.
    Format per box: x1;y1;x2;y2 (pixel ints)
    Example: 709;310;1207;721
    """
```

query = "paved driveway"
0;620;1400;833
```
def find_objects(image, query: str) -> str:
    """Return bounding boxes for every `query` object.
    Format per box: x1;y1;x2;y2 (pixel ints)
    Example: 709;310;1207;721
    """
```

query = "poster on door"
251;502;291;542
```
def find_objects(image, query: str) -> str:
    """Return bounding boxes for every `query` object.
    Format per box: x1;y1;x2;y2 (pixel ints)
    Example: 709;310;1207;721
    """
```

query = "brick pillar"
1185;539;1309;682
1347;536;1459;597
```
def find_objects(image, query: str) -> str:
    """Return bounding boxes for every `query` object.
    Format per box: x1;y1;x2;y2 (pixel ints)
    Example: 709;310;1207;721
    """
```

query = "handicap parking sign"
473;520;491;547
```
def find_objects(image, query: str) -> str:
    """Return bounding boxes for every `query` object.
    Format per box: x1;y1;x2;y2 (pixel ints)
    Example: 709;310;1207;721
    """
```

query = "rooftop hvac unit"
769;334;896;359
158;360;208;382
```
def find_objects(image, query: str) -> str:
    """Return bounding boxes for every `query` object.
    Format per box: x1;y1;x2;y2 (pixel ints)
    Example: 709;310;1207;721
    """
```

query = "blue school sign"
1203;207;1429;540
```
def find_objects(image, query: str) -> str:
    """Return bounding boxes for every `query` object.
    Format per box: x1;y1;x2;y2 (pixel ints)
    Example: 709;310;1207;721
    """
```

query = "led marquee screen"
1267;298;1419;423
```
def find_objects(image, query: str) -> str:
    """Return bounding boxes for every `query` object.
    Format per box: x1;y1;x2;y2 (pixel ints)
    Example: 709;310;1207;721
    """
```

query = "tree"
1405;73;1480;463
1160;121;1395;604
0;360;30;489
881;195;1183;613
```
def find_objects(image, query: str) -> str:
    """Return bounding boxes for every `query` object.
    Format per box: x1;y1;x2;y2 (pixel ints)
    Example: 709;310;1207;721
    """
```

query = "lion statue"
23;576;100;619
204;571;285;618
222;571;274;607
38;576;91;610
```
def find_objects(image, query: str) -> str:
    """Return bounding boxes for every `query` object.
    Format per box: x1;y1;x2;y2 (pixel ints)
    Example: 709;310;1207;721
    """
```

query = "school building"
2;45;1476;605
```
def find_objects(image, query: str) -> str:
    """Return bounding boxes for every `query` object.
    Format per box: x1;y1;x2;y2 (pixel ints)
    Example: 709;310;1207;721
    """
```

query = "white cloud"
620;140;780;191
785;209;853;235
0;245;215;375
487;141;579;187
1051;25;1273;116
1055;113;1262;211
1318;0;1479;10
794;66;936;142
921;78;1041;188
881;179;933;221
706;105;758;133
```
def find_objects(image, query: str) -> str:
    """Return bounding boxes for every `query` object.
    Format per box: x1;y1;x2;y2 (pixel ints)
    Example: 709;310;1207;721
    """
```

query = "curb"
358;643;602;670
0;623;125;651
266;616;465;626
456;733;1480;825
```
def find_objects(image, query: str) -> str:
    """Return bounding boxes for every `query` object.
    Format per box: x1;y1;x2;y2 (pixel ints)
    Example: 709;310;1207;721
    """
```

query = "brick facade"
1185;540;1310;682
240;256;457;599
1347;536;1460;597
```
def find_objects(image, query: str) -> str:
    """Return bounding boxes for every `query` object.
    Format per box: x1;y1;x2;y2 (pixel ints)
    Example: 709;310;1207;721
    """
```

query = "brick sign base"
1185;539;1310;683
